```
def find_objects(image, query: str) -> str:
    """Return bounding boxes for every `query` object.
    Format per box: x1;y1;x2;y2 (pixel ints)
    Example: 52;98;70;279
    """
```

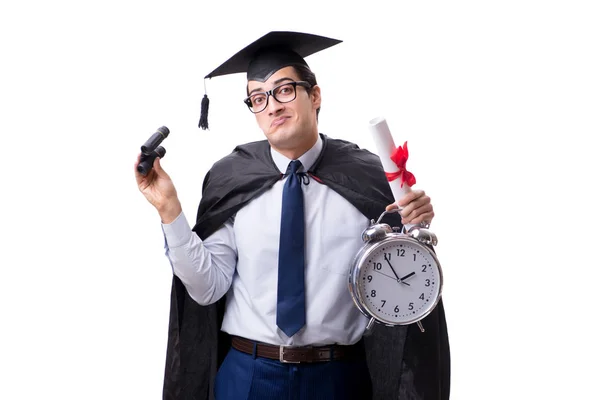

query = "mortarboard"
199;31;342;130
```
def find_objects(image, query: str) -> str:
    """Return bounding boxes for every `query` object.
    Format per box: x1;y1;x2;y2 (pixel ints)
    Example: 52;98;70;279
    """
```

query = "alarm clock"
349;209;443;333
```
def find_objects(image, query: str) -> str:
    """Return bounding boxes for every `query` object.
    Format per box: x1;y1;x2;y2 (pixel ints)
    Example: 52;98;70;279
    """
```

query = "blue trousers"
214;348;373;400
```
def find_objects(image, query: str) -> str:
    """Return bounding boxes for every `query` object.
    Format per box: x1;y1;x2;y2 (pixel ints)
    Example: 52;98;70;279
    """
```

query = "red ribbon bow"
385;141;416;188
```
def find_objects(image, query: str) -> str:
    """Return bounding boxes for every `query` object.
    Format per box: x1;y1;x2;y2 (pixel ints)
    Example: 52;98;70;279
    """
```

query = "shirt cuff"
161;211;193;248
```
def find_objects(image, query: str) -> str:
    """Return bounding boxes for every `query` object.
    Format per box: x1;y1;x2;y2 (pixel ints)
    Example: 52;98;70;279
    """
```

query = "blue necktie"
277;160;306;337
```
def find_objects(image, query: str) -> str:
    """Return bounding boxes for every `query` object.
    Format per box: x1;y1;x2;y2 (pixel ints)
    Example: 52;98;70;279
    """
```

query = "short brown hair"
293;65;320;120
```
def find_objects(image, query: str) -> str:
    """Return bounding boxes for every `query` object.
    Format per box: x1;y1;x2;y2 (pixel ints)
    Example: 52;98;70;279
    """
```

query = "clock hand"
372;269;398;281
384;255;401;280
400;272;416;281
384;255;411;285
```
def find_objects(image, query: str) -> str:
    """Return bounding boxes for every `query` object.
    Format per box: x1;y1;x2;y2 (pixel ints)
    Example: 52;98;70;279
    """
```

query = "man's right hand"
135;153;182;224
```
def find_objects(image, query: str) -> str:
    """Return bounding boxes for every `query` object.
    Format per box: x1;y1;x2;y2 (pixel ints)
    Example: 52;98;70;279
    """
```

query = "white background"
1;1;599;399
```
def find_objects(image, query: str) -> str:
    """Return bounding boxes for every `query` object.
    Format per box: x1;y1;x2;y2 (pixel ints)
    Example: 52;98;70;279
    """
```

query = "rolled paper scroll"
368;116;416;228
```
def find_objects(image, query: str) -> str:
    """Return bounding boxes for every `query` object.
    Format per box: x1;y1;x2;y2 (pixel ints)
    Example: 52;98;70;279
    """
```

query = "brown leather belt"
231;336;365;364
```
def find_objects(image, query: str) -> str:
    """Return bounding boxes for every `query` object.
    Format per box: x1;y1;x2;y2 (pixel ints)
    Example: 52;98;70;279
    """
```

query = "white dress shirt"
162;136;372;346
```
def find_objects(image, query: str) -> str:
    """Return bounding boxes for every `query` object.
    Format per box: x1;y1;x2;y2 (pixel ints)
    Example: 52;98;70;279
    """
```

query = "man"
136;31;450;400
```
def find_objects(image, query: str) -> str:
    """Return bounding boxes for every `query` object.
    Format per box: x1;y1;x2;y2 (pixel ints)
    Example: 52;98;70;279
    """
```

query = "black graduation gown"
162;134;451;400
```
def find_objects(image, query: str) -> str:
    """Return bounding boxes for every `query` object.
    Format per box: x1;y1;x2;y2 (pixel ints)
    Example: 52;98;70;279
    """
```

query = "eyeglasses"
244;81;311;113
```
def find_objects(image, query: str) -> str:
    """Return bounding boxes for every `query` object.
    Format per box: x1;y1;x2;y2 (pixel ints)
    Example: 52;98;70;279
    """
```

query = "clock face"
356;238;442;325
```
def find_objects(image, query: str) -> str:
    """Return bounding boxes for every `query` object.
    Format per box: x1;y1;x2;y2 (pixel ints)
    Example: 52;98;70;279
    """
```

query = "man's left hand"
385;189;434;226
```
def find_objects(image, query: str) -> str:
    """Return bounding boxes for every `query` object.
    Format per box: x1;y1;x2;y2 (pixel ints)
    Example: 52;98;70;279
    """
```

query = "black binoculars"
137;126;170;176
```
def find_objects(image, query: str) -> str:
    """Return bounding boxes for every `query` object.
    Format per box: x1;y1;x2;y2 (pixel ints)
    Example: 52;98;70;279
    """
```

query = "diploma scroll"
368;116;415;229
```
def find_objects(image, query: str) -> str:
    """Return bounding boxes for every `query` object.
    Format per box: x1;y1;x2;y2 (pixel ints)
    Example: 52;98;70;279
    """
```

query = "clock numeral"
367;275;373;282
371;290;377;297
384;252;392;261
381;300;386;308
408;302;414;311
422;265;427;272
413;254;416;261
373;262;382;270
394;305;399;313
425;279;431;287
419;293;425;300
397;249;405;257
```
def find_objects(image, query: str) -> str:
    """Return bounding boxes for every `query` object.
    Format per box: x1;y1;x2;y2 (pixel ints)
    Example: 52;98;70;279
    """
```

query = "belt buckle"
279;345;301;364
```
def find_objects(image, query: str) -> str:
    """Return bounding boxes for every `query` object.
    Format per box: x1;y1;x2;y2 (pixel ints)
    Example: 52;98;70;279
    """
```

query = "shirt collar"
270;135;323;174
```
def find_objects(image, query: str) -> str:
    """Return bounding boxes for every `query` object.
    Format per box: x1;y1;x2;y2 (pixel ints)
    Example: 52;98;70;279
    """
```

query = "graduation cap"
199;31;342;130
